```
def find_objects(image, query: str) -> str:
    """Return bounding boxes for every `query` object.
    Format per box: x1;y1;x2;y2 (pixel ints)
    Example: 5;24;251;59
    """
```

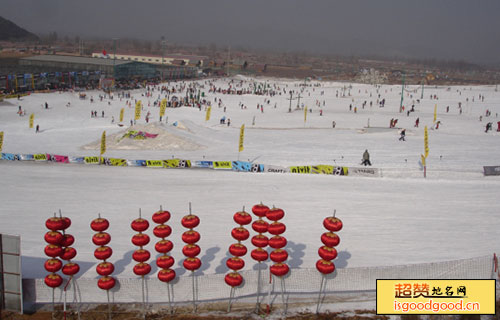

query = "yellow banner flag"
119;108;124;122
433;104;437;123
160;99;167;117
100;131;106;155
0;131;3;152
239;124;245;152
135;101;141;120
304;106;307;123
31;74;35;89
29;113;34;128
205;106;211;121
424;126;429;157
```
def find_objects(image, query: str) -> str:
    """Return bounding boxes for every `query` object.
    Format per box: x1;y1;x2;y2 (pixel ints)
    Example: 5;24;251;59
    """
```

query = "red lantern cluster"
59;216;79;278
91;216;116;290
131;214;151;277
152;207;176;283
181;211;201;272
266;207;289;277
316;216;343;275
250;203;269;263
225;208;252;288
44;216;66;288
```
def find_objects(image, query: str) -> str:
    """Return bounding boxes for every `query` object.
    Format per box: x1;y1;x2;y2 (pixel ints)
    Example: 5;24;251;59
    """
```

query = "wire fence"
28;255;495;305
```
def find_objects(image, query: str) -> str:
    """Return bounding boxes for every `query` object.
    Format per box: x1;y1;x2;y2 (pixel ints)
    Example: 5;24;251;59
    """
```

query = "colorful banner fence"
0;152;382;177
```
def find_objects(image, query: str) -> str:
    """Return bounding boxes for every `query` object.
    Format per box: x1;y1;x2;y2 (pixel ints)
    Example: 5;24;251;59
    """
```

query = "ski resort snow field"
1;76;500;279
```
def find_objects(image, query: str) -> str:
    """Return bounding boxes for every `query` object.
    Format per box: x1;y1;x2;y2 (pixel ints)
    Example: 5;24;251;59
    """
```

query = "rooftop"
21;55;133;66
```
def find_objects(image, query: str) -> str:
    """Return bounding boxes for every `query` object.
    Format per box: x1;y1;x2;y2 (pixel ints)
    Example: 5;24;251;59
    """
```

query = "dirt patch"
81;123;204;151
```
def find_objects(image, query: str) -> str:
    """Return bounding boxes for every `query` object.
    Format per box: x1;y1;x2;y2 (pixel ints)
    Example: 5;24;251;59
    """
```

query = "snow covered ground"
1;76;500;283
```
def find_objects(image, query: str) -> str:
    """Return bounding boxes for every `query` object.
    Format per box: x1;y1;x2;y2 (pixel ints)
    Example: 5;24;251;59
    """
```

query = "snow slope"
1;77;499;280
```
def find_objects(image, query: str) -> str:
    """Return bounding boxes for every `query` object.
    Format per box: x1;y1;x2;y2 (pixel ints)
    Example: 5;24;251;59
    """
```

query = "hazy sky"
1;0;499;65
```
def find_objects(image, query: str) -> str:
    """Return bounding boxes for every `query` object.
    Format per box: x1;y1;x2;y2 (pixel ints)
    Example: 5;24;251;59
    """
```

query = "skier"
36;124;40;133
361;150;371;166
414;118;420;128
399;129;406;141
485;122;492;133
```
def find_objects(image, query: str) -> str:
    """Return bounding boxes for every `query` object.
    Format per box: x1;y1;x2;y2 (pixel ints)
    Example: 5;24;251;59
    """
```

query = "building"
0;54;198;92
91;52;207;67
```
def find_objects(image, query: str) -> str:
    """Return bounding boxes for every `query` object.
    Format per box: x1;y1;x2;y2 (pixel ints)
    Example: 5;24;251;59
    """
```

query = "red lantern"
252;203;269;217
44;259;62;273
229;243;247;257
183;257;202;271
158;268;176;282
323;217;343;232
231;227;250;241
181;214;200;229
90;218;109;232
60;234;75;247
133;262;151;276
225;272;243;287
131;218;149;232
270;249;288;263
97;276;116;290
44;244;63;258
266;207;285;221
45;217;64;231
131;233;150;247
62;262;80;276
94;246;113;260
251;235;269;248
92;232;111;246
60;247;77;260
268;222;286;235
316;259;335;274
96;262;115;276
226;257;245;270
60;216;71;230
181;230;200;244
251;248;268;262
182;244;201;258
132;249;151;263
233;211;252;225
156;255;175;269
318;246;338;261
321;232;340;247
153;225;172;238
251;220;269;233
44;273;63;288
270;263;289;277
152;210;171;224
155;240;173;253
44;231;63;245
268;235;287;249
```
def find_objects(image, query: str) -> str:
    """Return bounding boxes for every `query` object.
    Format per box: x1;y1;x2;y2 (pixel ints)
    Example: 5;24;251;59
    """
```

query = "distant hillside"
0;16;38;41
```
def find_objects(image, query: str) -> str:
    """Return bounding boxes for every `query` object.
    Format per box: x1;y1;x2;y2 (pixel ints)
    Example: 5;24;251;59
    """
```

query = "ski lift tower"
161;36;166;82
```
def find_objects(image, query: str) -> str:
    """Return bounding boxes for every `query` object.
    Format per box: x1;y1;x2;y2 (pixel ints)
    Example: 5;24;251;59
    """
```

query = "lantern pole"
106;290;111;320
167;283;173;314
316;274;325;314
227;286;235;312
255;262;262;312
191;271;197;312
141;275;146;319
266;273;272;315
52;287;55;320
